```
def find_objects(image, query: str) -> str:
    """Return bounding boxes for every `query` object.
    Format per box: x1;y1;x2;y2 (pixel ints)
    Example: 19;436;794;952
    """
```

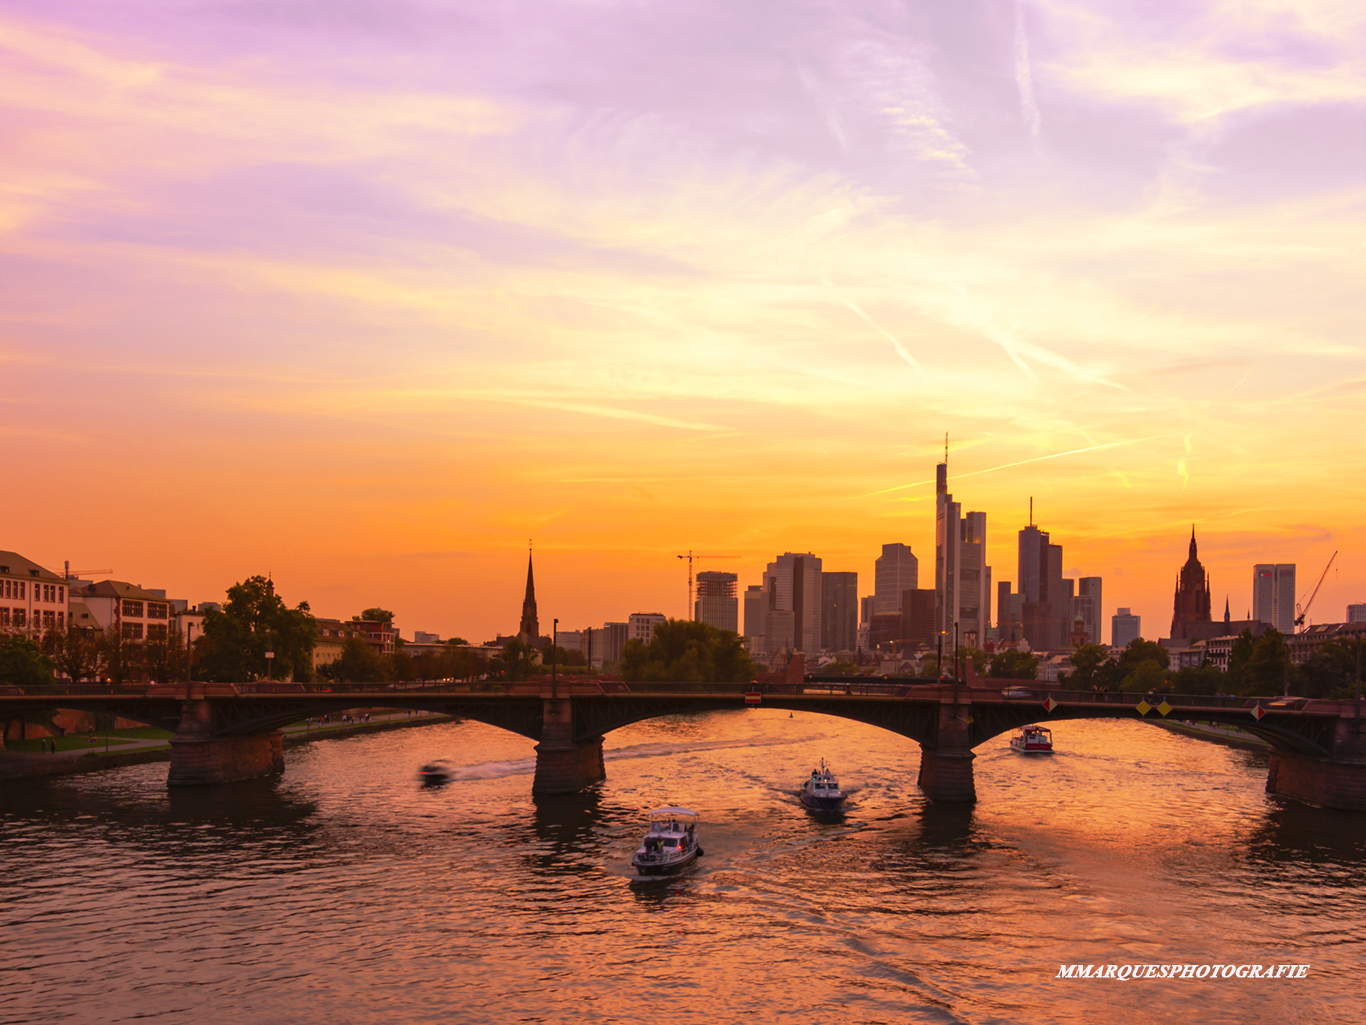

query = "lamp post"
552;618;559;698
185;621;196;701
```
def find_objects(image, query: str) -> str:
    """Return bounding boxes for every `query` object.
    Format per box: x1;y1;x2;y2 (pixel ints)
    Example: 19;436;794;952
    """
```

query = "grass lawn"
6;736;142;753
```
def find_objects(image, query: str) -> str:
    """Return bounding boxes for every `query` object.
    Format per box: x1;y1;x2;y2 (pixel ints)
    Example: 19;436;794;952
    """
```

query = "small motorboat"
417;760;455;785
631;808;703;876
800;759;846;813
1009;725;1054;754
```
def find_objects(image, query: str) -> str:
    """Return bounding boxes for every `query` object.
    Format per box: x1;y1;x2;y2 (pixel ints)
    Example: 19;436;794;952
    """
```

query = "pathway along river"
2;711;1364;1025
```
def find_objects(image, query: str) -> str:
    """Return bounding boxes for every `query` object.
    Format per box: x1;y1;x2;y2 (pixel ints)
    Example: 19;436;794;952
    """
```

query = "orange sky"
2;1;1363;643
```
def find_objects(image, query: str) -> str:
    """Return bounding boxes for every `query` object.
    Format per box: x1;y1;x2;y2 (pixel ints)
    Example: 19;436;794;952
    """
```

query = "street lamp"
185;621;196;701
552;618;559;697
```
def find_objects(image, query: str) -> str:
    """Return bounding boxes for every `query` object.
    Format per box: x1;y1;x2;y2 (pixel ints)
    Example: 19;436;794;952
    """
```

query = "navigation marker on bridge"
1251;703;1267;720
1157;701;1173;717
1135;699;1152;716
1041;696;1058;713
745;691;762;706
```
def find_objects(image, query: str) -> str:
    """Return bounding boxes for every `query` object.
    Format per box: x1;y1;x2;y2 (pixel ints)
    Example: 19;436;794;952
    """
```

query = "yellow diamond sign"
1157;701;1172;717
1136;700;1152;715
1042;696;1058;713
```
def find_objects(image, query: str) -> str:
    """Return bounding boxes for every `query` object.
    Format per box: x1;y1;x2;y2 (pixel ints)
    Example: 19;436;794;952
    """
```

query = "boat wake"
428;735;809;782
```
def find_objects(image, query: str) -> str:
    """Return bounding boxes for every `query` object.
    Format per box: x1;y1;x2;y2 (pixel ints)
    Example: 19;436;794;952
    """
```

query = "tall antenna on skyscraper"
944;432;948;465
1030;497;1033;526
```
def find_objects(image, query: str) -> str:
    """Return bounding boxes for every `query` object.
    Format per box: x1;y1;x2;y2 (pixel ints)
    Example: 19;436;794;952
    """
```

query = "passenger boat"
1009;725;1054;754
631;808;703;876
417;760;454;785
800;759;846;813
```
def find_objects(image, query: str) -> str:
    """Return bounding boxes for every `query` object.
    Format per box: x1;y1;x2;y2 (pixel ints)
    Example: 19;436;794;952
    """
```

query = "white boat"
800;759;846;813
631;808;703;876
1009;725;1054;754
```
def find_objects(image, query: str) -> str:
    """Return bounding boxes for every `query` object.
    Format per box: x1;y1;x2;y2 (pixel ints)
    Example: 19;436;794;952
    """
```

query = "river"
2;711;1364;1024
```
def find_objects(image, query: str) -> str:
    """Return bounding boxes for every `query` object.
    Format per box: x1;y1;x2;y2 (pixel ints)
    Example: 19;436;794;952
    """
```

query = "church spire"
1224;596;1230;626
1189;524;1198;560
518;543;539;643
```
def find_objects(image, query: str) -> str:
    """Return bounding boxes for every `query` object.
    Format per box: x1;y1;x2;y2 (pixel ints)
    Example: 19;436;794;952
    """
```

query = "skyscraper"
760;552;823;654
695;571;739;633
1349;603;1366;624
742;584;766;647
1252;564;1296;635
821;571;858;652
935;460;991;648
1077;576;1103;645
1018;520;1064;651
1112;607;1141;648
874;544;918;616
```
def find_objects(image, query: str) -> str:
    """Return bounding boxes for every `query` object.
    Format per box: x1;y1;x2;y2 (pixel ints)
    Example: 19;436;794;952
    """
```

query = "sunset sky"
3;0;1363;645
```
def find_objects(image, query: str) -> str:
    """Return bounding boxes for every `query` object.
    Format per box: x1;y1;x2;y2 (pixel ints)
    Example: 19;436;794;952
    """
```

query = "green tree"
1068;643;1111;689
1118;639;1170;672
99;627;145;686
1173;662;1224;695
142;629;188;685
1225;629;1258;692
322;636;386;683
620;620;754;683
359;608;394;627
988;649;1039;680
197;576;318;683
0;634;55;691
824;660;860;675
543;644;588;668
0;634;58;740
1244;630;1291;696
489;638;539;681
1297;637;1366;699
41;625;105;684
1122;660;1170;692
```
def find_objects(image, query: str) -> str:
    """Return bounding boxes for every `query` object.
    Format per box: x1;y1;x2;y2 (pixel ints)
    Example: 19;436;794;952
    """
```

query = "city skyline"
1;1;1362;643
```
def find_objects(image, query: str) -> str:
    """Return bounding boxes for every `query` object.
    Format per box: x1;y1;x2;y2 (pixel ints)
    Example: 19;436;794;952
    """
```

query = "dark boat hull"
632;849;700;876
799;791;846;813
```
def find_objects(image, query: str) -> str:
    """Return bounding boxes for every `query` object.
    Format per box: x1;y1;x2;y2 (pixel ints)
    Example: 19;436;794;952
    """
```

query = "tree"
142;629;188;685
1225;629;1258;692
321;636;386;683
99;627;145;686
1297;637;1366;699
1068;643;1111;689
0;634;55;691
1121;660;1170;692
823;660;860;675
489;638;538;681
0;634;57;740
197;576;318;683
1118;639;1170;672
988;649;1039;680
1244;630;1291;696
543;645;588;668
620;620;754;683
1173;662;1224;695
359;608;394;627
41;625;105;683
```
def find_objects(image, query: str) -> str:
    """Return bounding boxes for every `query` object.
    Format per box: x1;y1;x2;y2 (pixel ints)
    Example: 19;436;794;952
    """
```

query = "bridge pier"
532;697;605;794
167;700;284;786
917;698;976;803
1265;720;1366;812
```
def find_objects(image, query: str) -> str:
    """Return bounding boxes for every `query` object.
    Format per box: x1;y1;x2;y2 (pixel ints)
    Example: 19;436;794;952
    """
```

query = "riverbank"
0;712;457;783
1152;719;1272;751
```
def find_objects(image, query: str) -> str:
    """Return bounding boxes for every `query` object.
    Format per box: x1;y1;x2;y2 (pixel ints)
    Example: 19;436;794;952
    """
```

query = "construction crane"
676;551;738;620
64;562;112;581
1294;550;1337;630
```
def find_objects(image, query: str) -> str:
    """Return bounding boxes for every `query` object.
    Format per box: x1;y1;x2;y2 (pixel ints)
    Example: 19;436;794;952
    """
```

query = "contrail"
1177;433;1191;491
825;278;925;377
863;434;1172;496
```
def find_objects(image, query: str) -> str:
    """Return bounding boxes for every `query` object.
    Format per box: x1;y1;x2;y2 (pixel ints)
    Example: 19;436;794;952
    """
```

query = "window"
122;622;144;640
122;600;144;618
58;586;63;603
17;582;24;600
57;612;64;629
147;623;168;640
147;603;168;620
2;580;8;598
0;608;8;626
13;610;26;627
43;610;55;628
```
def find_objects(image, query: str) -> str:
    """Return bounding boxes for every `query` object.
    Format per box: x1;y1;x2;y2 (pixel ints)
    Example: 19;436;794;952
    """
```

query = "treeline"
1063;630;1365;697
621;620;754;683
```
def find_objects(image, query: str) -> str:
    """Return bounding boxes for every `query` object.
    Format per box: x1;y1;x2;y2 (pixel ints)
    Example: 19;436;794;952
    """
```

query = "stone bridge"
2;679;1363;811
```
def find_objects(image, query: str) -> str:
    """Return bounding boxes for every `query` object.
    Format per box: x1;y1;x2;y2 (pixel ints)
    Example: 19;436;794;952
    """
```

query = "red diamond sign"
1042;696;1058;713
1251;704;1267;720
